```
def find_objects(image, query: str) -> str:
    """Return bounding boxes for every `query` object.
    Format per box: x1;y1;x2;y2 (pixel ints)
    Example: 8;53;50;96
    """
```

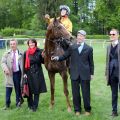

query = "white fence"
85;39;110;48
0;38;110;50
0;38;45;50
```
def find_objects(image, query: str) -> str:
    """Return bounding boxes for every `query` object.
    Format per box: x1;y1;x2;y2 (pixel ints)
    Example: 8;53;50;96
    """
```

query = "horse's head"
45;17;74;58
47;17;72;40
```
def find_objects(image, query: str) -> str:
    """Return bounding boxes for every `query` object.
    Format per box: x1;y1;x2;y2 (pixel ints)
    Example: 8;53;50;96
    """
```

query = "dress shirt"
78;42;84;54
112;40;118;47
11;50;19;72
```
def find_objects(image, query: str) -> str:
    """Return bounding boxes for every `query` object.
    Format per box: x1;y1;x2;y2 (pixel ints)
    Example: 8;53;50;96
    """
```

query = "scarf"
25;47;37;69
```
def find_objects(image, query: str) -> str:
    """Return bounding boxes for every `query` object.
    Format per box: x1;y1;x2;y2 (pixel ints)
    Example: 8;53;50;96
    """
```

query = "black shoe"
20;98;24;105
32;106;37;112
17;104;21;108
17;98;24;107
28;106;33;110
16;102;21;108
32;108;37;112
111;112;118;117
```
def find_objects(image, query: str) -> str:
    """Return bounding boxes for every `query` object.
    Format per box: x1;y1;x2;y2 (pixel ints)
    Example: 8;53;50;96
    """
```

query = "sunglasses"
109;34;116;36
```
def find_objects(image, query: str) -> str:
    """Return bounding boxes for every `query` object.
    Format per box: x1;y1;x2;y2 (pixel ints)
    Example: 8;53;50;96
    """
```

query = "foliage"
1;27;15;36
94;0;120;33
35;0;71;30
30;14;40;31
24;29;46;36
0;0;36;29
1;27;46;37
0;0;120;35
70;14;80;35
1;27;26;36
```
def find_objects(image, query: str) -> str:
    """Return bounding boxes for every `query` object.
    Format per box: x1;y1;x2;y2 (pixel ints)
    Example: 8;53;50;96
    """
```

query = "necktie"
13;51;16;72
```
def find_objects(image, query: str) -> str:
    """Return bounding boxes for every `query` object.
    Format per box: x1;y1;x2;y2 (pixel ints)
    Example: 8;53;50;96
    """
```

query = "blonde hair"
110;29;119;35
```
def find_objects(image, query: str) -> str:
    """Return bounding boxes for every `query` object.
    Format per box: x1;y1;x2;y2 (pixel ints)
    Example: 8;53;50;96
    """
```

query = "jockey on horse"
45;5;73;33
43;5;74;56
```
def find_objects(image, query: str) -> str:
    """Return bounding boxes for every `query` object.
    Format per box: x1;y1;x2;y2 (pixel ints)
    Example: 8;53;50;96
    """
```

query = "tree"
35;0;70;29
0;0;11;28
94;0;120;34
0;0;36;29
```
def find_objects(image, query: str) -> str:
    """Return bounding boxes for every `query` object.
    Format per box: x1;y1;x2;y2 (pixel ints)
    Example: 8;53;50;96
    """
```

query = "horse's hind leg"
48;71;55;109
60;71;71;112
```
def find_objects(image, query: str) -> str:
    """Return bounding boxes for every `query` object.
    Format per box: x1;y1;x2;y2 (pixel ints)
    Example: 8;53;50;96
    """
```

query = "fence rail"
85;39;110;48
0;38;45;50
0;38;110;50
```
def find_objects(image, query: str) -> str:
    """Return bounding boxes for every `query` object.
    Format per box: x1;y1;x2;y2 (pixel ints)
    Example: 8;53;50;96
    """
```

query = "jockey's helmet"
59;5;70;15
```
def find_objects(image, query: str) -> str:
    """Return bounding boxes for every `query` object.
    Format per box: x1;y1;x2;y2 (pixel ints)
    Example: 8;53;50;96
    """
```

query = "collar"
11;49;18;53
112;40;118;46
61;15;68;19
81;42;84;46
77;42;84;46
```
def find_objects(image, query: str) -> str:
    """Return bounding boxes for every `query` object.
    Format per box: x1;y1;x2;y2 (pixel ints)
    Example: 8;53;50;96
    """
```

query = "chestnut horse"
44;18;72;112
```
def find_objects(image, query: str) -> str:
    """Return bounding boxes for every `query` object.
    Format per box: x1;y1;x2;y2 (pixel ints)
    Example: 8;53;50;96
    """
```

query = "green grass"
0;41;120;120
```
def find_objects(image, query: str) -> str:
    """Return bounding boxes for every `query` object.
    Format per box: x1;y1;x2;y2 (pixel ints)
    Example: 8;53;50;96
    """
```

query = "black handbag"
22;76;29;98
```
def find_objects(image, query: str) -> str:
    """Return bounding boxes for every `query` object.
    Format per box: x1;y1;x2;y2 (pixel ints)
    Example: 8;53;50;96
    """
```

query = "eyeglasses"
109;34;116;36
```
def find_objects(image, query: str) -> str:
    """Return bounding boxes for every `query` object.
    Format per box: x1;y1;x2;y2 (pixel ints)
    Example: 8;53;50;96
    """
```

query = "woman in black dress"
23;38;47;112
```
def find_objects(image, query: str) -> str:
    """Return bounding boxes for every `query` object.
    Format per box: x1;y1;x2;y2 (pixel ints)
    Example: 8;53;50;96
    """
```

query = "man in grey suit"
51;30;94;116
1;39;24;109
105;28;120;117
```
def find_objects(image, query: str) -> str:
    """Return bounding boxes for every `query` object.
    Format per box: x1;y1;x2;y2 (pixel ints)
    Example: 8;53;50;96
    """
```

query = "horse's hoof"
67;107;72;112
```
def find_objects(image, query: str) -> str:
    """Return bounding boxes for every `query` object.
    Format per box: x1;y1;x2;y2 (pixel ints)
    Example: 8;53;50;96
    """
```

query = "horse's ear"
58;17;61;23
54;16;57;22
53;16;58;25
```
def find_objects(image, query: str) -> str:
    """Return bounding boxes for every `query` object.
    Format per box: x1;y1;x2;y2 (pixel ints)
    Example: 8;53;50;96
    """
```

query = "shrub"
1;27;26;36
24;29;46;36
1;27;15;36
14;28;26;35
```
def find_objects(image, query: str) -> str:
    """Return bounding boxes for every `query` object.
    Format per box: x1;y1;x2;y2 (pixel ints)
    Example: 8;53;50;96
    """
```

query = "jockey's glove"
51;56;59;61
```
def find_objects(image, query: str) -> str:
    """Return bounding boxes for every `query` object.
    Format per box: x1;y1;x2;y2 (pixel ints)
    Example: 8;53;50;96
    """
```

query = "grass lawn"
0;40;120;120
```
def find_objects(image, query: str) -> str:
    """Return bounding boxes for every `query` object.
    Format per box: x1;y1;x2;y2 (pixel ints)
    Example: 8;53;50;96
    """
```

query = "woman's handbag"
22;76;29;98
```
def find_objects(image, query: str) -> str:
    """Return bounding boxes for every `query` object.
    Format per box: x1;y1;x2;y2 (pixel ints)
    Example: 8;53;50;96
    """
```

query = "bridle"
45;21;72;57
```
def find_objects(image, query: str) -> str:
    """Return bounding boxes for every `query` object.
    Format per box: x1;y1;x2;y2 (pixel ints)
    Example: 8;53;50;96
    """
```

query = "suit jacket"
1;49;23;87
59;43;94;80
105;42;120;85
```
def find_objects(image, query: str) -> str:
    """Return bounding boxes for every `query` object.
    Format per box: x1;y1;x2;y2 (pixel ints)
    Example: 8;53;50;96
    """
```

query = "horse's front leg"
60;71;71;112
48;71;55;109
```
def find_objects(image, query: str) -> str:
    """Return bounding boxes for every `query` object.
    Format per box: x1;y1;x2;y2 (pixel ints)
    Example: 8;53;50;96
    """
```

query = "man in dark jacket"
51;30;94;116
105;28;120;117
